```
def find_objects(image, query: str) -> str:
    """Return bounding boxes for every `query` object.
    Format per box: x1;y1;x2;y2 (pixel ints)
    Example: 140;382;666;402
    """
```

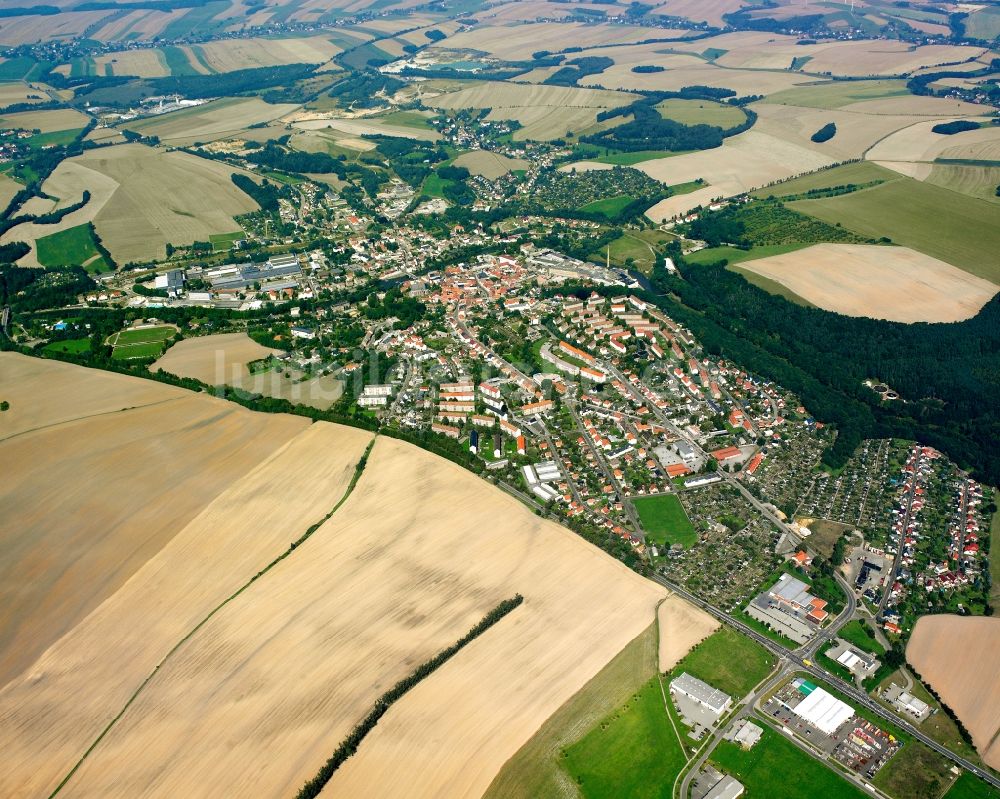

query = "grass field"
752;161;894;199
42;338;90;355
840;619;887;655
579;194;635;218
562;675;685;799
209;231;243;250
837;619;884;655
946;772;1000;799
110;341;168;360
633;494;697;547
656;98;746;127
874;736;957;799
484;623;659;799
112;326;176;346
671;626;775;698
711;724;868;799
767;79;911;109
789;178;1000;284
35;223;111;272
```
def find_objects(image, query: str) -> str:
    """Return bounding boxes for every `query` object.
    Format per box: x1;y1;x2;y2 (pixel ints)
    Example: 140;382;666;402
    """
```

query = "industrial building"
670;673;732;716
789;679;854;735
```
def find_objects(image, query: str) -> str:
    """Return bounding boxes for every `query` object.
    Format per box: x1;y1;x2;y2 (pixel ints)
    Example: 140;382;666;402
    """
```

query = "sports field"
109;325;177;359
789;178;1000;284
633;494;697;547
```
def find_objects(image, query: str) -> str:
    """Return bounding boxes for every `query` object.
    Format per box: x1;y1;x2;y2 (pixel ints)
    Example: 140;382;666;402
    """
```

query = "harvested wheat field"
154;332;345;409
0;354;309;686
658;593;720;672
738;243;998;322
4;143;263;264
0;368;666;799
294;116;441;141
907;615;1000;770
429;81;631;140
123;97;298;145
188;35;343;72
441;22;674;60
453;150;528;178
0;410;374;797
631;130;832;220
0;107;90;133
153;332;278;385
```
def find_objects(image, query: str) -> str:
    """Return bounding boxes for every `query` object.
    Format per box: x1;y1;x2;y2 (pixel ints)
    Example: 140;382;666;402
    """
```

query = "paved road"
878;466;918;617
651;573;1000;794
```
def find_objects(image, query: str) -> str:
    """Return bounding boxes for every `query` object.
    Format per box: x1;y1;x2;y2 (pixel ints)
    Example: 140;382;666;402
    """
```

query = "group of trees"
230;174;288;213
811;122;837;143
295;595;524;799
584;88;754;153
686;200;866;248
932;120;981;135
543;56;613;87
328;70;405;109
641;251;1000;483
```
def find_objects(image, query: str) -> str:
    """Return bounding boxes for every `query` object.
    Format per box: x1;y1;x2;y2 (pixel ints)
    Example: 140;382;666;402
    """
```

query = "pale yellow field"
907;615;1000;770
190;35;343;72
657;592;720;672
0;354;308;686
0;358;668;799
442;21;678;60
0;413;375;799
154;332;345;410
90;8;189;42
123;97;297;144
629;130;832;220
93;49;172;78
0;10;105;45
0;159;120;266
583;59;821;96
0;107;90;133
92;143;258;262
839;95;988;116
428;81;631;141
649;0;747;26
866;118;1000;164
0;172;19;211
803;41;986;77
153;332;277;385
738;243;998;322
294;115;442;141
0;81;46;106
453;150;529;178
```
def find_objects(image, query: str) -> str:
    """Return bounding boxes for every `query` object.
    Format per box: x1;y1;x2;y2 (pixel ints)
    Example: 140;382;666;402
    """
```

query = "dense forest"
646;252;1000;483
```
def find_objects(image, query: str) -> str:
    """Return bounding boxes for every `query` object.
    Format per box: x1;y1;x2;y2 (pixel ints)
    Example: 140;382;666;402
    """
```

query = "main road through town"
650;573;1000;794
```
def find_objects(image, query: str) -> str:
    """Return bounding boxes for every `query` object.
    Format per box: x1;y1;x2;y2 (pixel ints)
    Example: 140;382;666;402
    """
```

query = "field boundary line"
0;395;184;445
47;434;377;799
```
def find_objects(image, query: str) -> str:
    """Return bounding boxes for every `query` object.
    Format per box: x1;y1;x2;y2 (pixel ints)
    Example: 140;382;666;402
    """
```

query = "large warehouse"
791;680;854;734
